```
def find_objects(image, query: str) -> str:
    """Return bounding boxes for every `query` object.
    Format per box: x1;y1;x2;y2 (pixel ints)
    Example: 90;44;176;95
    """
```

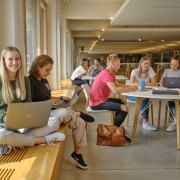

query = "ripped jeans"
90;98;128;126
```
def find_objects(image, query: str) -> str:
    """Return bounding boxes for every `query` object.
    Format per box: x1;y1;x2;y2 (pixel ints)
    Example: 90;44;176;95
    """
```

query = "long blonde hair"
0;46;26;104
138;56;150;78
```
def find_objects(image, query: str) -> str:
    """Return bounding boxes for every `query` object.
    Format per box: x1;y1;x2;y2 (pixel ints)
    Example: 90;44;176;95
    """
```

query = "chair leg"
84;101;88;113
84;101;88;128
110;111;115;125
164;104;168;129
150;103;154;125
157;100;161;129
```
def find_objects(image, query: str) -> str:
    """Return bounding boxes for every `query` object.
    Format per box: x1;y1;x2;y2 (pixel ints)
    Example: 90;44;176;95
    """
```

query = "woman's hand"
46;99;60;105
61;96;71;101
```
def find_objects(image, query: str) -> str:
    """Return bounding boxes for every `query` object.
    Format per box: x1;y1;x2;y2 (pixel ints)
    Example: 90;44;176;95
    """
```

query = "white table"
121;90;180;149
82;75;128;80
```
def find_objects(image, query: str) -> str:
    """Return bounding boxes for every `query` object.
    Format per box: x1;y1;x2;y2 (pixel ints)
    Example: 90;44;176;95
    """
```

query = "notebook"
5;102;52;130
152;89;179;95
52;87;84;109
163;77;180;88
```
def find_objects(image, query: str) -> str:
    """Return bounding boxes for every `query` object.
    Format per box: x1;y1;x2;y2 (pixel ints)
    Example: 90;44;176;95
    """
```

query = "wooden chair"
81;84;115;126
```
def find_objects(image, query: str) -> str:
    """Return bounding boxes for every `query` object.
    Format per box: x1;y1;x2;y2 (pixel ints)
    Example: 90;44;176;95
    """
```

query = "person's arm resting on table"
107;81;138;94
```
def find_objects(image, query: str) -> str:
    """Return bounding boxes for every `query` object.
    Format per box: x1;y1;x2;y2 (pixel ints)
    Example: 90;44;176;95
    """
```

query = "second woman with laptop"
159;55;180;132
28;55;95;170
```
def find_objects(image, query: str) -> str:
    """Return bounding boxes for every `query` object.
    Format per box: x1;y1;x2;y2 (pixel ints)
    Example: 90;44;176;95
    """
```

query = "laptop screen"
163;77;180;88
52;87;84;109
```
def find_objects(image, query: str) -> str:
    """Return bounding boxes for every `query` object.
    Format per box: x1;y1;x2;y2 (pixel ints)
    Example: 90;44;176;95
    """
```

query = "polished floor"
59;92;180;180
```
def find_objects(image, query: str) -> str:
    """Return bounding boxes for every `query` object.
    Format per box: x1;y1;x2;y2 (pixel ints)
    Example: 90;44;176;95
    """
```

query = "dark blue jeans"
167;101;180;119
128;96;149;119
140;98;150;119
71;79;89;86
90;98;127;126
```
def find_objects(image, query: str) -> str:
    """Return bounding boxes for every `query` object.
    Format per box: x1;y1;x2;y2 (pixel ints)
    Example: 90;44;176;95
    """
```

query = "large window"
26;0;36;71
26;0;47;72
40;1;47;54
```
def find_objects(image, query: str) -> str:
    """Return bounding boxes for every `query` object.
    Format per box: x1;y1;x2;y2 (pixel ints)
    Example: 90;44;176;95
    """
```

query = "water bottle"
140;75;145;91
91;69;94;77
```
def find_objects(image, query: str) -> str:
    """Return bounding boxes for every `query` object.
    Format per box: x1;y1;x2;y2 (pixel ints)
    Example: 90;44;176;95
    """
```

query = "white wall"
0;0;27;74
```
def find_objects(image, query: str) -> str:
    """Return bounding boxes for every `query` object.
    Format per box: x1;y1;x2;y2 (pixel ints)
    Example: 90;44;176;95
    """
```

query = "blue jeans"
140;99;150;119
90;98;127;126
167;101;179;119
128;96;149;119
71;79;89;86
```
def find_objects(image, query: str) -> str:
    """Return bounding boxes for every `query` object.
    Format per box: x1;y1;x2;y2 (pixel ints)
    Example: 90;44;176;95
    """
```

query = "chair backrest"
81;84;91;101
125;79;137;101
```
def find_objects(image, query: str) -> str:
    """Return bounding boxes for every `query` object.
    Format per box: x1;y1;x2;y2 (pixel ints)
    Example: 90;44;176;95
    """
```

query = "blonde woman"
160;55;180;132
130;56;156;131
71;58;90;86
0;47;64;155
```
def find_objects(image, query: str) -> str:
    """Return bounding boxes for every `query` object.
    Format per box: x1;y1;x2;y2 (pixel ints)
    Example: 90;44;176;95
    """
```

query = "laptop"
5;102;52;130
52;87;84;109
163;77;180;88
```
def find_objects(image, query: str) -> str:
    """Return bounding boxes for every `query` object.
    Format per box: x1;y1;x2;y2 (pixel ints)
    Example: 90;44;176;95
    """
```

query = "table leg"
158;100;162;129
132;97;144;138
173;99;180;149
156;65;160;78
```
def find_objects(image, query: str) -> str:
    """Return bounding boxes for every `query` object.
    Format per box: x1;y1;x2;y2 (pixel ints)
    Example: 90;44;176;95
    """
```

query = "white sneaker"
143;122;156;131
44;132;65;144
166;124;176;132
138;114;143;124
172;119;176;126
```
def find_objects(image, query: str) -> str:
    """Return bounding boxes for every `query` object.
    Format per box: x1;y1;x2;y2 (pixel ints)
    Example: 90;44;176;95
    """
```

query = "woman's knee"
75;117;85;128
0;129;12;144
120;104;128;112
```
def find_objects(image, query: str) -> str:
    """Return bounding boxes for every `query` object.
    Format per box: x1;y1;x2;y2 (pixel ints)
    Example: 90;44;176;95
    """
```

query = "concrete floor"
59;92;180;180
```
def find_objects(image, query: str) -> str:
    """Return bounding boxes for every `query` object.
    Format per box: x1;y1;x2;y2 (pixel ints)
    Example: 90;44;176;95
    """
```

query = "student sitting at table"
88;58;104;76
130;56;157;131
71;58;90;86
159;55;180;132
0;46;65;155
88;58;104;86
28;55;95;169
89;54;138;126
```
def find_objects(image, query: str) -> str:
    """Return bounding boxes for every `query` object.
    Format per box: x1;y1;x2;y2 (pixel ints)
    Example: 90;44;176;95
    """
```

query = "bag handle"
125;136;131;143
97;125;116;139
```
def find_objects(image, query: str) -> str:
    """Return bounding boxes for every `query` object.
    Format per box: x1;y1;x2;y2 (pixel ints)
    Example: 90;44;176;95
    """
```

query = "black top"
28;75;51;102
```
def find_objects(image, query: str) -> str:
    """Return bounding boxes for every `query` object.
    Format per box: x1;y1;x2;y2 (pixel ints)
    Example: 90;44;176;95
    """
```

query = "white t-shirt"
131;67;156;84
162;69;180;78
71;65;86;80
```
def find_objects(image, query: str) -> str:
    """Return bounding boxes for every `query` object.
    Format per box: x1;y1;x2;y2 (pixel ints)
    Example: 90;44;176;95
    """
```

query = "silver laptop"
52;88;83;109
5;102;52;130
163;77;180;88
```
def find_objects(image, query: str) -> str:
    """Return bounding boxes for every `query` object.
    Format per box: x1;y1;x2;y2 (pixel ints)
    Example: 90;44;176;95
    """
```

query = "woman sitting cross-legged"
0;46;65;155
28;55;95;170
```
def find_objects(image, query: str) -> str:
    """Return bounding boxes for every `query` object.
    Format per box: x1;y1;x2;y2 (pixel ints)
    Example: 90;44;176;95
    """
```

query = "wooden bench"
0;80;77;180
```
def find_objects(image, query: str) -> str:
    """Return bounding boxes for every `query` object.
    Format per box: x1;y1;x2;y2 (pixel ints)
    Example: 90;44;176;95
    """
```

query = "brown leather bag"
97;124;131;146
